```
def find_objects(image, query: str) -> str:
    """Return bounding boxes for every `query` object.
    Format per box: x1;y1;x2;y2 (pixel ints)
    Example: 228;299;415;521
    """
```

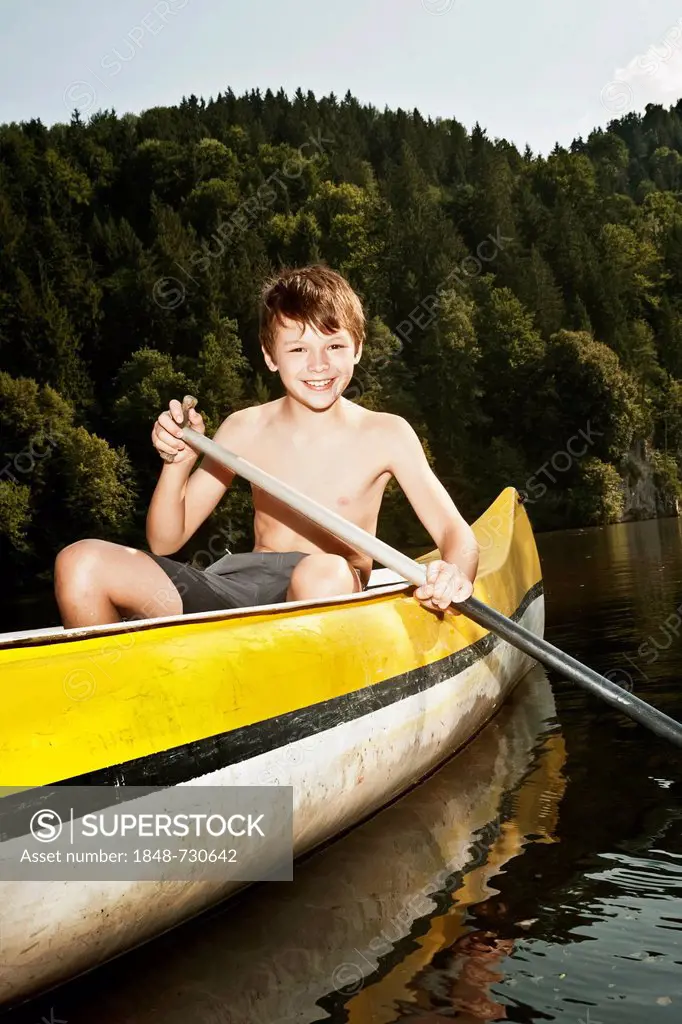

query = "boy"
54;265;478;627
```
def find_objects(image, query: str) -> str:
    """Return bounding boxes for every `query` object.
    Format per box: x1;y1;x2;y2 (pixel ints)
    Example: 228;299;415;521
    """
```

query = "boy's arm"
147;412;246;555
385;416;479;610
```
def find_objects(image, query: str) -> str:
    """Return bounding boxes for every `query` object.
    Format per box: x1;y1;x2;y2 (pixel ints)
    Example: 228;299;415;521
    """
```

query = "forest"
2;87;682;588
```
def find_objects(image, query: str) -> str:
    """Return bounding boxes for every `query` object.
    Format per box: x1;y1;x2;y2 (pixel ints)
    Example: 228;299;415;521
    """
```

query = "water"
2;518;682;1021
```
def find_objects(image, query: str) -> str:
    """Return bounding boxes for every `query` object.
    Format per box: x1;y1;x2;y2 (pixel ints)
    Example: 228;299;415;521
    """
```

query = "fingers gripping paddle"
181;415;682;748
159;395;197;463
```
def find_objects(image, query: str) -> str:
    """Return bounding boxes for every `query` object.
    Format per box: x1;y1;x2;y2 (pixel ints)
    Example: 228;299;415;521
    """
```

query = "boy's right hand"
152;398;205;464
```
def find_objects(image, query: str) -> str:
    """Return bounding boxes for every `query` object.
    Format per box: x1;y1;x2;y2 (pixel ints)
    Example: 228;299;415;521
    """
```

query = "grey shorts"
145;550;310;614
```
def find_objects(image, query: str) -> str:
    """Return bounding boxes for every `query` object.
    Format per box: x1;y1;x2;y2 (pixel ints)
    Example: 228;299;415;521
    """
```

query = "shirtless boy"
54;265;478;627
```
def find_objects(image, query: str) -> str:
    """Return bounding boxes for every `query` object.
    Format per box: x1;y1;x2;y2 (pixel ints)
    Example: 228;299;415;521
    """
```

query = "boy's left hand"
413;560;473;611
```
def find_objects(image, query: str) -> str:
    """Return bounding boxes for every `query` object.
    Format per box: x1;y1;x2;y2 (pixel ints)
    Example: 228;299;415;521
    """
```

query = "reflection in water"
339;720;566;1024
539;518;682;712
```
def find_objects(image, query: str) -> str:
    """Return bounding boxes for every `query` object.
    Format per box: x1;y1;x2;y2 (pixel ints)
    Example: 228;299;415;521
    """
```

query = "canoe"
19;667;565;1024
0;485;543;1008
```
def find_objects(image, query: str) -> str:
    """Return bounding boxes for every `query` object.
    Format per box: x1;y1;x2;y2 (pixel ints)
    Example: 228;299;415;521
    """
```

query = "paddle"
177;409;682;748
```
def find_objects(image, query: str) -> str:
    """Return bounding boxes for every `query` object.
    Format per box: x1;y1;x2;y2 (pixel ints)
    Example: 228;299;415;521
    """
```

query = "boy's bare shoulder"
213;401;279;437
344;402;398;427
365;409;415;443
349;406;417;462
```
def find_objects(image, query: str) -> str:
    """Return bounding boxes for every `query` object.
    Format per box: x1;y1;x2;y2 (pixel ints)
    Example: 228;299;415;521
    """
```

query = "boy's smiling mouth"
302;378;335;391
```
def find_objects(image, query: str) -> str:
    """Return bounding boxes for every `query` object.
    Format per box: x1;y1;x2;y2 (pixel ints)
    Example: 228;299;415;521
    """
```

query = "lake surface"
2;517;681;1022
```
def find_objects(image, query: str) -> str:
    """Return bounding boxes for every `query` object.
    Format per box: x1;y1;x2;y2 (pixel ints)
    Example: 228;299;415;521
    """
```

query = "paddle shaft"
182;426;682;748
461;596;682;747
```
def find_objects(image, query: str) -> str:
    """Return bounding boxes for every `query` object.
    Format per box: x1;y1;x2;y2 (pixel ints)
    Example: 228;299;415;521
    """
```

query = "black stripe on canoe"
0;582;543;833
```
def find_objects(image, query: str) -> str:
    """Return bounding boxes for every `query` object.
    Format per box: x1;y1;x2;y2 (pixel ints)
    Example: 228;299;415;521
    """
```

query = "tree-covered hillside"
2;88;682;584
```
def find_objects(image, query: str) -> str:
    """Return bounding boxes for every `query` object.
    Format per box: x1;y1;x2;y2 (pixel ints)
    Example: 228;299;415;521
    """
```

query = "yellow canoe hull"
0;486;543;1006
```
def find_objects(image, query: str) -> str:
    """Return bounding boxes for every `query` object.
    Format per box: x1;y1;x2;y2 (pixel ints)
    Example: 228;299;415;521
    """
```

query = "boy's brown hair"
259;264;365;358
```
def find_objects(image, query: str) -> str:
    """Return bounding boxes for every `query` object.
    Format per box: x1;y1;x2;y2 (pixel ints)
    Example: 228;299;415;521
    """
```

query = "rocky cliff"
620;441;680;521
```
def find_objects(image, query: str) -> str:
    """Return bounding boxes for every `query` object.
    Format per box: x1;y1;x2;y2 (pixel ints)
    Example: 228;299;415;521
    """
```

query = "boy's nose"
307;355;330;372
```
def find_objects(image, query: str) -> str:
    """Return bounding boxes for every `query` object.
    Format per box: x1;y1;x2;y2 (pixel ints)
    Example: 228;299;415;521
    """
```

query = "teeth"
305;379;333;389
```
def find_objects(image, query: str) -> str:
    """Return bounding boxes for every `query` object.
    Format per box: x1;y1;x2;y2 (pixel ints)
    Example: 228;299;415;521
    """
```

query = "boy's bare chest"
243;438;387;510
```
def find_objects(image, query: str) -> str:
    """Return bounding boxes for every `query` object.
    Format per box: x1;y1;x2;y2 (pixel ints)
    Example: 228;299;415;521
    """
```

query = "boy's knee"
293;553;350;581
288;553;355;595
54;539;108;585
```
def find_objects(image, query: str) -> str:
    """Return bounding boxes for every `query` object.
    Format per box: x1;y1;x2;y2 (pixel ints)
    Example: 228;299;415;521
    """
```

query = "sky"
1;0;682;156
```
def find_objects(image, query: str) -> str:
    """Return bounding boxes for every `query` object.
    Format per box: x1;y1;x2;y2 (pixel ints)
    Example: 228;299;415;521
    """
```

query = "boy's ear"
261;345;278;373
353;342;363;364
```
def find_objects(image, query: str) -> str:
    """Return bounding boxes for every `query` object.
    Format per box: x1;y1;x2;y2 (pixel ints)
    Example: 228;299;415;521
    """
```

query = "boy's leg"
285;553;361;602
54;539;183;628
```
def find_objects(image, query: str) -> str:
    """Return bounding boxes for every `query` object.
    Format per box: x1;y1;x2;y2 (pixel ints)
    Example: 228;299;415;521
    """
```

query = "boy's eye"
288;343;346;352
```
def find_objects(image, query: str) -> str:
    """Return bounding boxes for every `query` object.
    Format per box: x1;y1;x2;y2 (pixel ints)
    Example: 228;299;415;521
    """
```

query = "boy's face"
262;317;362;409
